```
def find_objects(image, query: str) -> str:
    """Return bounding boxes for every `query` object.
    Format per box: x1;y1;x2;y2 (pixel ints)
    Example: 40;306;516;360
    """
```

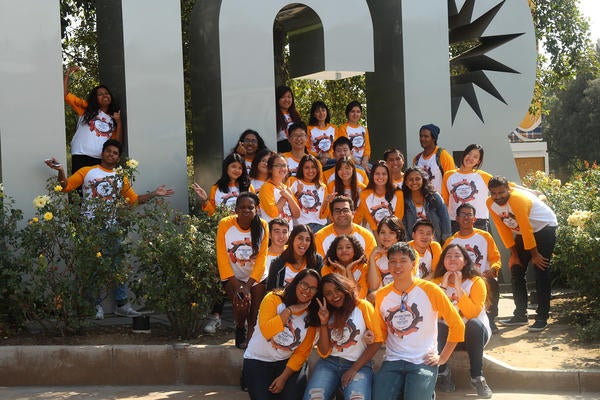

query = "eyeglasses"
272;163;288;169
243;139;258;144
457;212;475;218
298;281;318;294
333;207;352;214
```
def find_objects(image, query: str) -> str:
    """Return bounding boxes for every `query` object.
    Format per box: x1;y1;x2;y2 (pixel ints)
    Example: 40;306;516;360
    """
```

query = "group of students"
60;72;557;399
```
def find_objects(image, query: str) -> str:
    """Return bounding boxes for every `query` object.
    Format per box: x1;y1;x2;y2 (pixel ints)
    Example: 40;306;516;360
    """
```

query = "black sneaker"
471;376;493;398
499;315;528;326
489;320;499;334
528;320;547;332
235;326;247;349
436;368;455;392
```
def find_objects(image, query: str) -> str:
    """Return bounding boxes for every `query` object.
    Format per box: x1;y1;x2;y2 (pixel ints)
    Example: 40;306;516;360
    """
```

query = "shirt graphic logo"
385;294;423;338
331;318;361;352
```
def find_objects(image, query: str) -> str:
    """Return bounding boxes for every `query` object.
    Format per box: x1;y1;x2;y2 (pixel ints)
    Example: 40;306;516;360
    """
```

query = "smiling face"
385;152;404;174
337;163;354;184
269;156;289;183
227;161;244;183
257;154;270;177
462;148;482;170
235;196;257;226
334;143;352;160
331;200;354;229
404;170;424;192
96;87;112;109
335;238;356;265
347;106;362;124
278;90;293;112
372;165;389;187
101;144;121;168
314;106;328;124
388;252;415;282
377;224;399;249
296;275;319;304
443;246;466;272
292;231;312;259
270;223;289;248
412;225;434;249
322;281;345;309
302;160;318;182
242;133;259;156
289;128;307;151
490;185;511;206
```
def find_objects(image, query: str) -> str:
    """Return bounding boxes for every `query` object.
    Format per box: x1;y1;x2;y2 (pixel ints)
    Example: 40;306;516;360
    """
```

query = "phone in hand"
45;159;62;167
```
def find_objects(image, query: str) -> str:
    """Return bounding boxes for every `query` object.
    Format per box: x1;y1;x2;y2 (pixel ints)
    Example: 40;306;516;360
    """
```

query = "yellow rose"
54;185;63;192
96;252;102;258
191;302;198;309
33;195;50;209
43;212;53;221
126;159;139;169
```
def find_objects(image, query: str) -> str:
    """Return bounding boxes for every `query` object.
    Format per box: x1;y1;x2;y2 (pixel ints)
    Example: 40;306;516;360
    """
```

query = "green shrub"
130;200;224;339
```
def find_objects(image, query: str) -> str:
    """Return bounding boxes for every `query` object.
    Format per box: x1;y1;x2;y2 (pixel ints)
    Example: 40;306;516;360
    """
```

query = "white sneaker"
203;315;221;334
114;303;141;317
95;304;104;320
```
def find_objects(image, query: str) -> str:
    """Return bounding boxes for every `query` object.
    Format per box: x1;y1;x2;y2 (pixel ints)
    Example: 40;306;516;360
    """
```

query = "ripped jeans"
303;356;373;400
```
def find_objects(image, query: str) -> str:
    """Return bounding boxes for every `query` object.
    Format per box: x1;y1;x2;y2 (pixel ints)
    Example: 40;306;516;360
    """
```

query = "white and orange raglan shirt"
335;123;371;165
486;189;557;250
414;146;456;193
318;299;384;361
282;152;303;177
244;292;317;371
354;189;404;232
443;229;501;274
202;183;255;216
314;223;377;259
374;279;465;364
441;169;493;220
258;180;294;230
286;176;329;226
307;124;336;159
216;215;268;283
372;252;394;288
433;276;491;343
408;240;442;279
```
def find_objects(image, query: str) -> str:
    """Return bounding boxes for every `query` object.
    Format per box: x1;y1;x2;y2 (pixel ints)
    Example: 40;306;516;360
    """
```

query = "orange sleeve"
441;170;455;205
440;149;456;173
64;92;87;116
510;192;537;250
216;217;235;280
287;326;317;371
258;292;286;339
357;169;369;186
483;231;501;272
430;241;442;275
358;299;384;343
373;285;394;342
201;185;218;216
393;190;404;221
334;123;347;141
356;262;369;299
258;182;280;218
62;167;89;192
121;177;138;204
456;277;487;320
353;190;369;226
319;183;331;219
250;219;269;282
320;264;334;276
425;282;465;343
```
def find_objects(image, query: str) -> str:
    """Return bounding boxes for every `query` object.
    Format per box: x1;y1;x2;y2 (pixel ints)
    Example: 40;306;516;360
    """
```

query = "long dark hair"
308;101;331;125
334;157;359;206
325;234;365;266
216;153;251;193
460;144;484;170
433;243;480;280
275;86;301;132
236;192;264;257
320;274;357;331
82;85;119;124
295;154;321;184
377;215;406;242
366;160;396;202
278;225;318;267
277;269;321;327
249;149;274;179
402;166;436;201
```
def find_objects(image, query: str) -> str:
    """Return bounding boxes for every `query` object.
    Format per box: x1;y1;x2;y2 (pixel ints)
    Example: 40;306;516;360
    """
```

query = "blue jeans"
372;359;437;400
303;356;373;400
244;358;307;400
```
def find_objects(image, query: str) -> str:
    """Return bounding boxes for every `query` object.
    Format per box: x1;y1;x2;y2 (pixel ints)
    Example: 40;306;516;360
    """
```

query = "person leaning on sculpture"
486;176;557;332
63;65;123;174
45;139;174;319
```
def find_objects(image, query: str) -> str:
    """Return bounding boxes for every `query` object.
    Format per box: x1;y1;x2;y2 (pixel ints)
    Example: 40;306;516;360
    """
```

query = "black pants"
244;358;307;400
71;154;101;174
510;226;556;322
438;319;489;378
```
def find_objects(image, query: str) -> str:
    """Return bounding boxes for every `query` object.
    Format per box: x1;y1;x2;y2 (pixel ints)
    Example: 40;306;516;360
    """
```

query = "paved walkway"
1;386;598;399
